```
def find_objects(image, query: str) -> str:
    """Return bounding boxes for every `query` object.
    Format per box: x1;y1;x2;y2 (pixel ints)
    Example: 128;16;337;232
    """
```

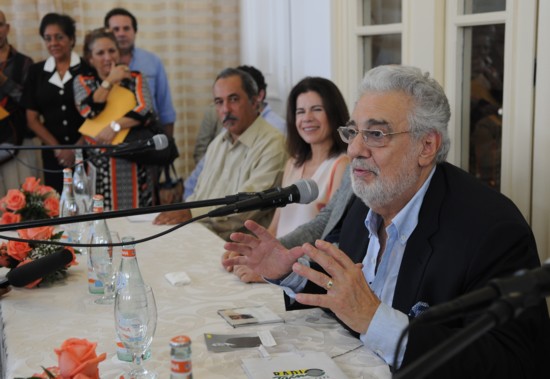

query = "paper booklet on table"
217;305;284;328
204;330;276;353
241;351;349;379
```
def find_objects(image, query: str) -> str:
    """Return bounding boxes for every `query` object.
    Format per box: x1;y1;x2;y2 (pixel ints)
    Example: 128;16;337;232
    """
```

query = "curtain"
2;0;240;178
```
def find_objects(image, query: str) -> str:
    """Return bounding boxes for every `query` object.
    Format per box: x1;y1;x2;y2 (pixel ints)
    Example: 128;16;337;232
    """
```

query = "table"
1;218;390;378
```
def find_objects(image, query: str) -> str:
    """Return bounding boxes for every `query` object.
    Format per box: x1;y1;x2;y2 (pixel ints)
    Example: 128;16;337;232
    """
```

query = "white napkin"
164;271;191;286
126;213;159;222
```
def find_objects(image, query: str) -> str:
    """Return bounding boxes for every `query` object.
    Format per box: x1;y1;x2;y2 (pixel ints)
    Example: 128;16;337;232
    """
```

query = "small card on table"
217;305;283;328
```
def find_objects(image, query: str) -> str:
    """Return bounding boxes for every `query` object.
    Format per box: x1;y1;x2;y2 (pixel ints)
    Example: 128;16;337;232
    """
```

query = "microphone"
112;134;168;155
0;181;318;233
415;261;550;324
0;249;74;288
208;179;319;217
0;134;168;152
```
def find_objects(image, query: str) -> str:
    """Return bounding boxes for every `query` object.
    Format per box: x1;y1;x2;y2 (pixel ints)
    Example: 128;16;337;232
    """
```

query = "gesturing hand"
292;239;381;334
223;220;304;281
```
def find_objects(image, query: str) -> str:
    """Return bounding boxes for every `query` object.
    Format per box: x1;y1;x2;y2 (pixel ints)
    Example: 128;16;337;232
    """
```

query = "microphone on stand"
413;262;550;325
0;134;169;153
0;249;74;288
393;260;550;379
111;134;168;155
208;179;319;217
0;180;320;233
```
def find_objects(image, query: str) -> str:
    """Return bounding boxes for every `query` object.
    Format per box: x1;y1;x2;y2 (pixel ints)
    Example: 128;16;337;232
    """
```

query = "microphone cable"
0;213;208;248
1;148;99;174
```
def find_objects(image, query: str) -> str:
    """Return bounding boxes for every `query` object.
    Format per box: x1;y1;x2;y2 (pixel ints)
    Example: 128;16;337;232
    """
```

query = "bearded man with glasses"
223;65;550;378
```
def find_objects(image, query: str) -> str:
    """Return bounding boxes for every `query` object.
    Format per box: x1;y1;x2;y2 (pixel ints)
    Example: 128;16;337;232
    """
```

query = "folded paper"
78;85;135;145
165;271;191;286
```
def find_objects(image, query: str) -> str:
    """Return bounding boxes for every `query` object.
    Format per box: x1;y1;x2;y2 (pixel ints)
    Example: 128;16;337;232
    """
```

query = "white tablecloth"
0;218;390;378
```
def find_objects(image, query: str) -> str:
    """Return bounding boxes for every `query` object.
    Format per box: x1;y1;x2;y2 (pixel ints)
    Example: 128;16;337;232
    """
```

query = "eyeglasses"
337;126;410;147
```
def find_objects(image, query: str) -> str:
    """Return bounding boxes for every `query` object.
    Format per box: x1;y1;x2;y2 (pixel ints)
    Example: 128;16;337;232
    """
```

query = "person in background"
193;65;285;164
73;28;156;210
21;13;88;193
104;7;175;137
0;10;35;196
223;65;550;377
184;65;286;201
154;68;287;241
227;77;350;283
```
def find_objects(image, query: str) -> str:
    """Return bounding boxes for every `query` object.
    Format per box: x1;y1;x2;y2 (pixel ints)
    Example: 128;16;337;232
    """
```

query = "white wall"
240;0;332;118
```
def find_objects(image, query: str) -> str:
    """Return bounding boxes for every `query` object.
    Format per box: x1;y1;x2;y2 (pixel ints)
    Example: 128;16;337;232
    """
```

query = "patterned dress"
73;70;155;210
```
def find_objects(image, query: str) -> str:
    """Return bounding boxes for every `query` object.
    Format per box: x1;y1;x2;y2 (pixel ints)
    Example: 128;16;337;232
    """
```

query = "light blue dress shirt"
129;47;176;125
276;167;436;369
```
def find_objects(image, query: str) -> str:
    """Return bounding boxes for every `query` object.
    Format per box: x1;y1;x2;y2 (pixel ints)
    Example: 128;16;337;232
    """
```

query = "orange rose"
0;212;21;225
15;259;43;288
7;240;32;261
44;196;60;217
39;185;57;196
18;226;55;241
22;177;41;193
55;338;106;379
5;189;26;211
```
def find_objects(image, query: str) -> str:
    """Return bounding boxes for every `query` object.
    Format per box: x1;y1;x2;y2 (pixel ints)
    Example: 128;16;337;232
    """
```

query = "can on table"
170;335;193;378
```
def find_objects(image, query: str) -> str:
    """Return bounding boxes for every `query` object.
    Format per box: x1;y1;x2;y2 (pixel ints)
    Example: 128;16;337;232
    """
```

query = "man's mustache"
223;114;238;123
351;158;379;175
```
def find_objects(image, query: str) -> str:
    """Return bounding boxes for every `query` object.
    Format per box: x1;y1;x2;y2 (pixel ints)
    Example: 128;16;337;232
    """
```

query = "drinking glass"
115;284;158;379
89;234;115;304
110;231;122;277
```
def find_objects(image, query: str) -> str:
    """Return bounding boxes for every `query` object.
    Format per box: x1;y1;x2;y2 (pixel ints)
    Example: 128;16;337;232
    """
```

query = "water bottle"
87;195;110;294
73;149;91;213
115;236;151;361
59;168;80;243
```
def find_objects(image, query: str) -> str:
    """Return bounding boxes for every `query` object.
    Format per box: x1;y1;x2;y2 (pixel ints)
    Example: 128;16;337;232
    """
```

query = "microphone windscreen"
6;249;73;287
152;134;169;150
295;179;319;204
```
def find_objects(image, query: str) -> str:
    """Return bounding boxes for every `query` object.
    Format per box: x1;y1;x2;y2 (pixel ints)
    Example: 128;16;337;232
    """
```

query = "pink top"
276;154;348;238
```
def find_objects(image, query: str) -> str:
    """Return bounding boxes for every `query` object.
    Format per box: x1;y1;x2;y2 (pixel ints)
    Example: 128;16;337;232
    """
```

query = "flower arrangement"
18;338;107;379
0;177;76;287
0;177;59;223
0;226;78;288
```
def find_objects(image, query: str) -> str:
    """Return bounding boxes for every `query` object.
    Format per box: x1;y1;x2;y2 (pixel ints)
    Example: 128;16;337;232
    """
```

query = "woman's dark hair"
286;77;349;166
83;28;118;63
39;13;76;46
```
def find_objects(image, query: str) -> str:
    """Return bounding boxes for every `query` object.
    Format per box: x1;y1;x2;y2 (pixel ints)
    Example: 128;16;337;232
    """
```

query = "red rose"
5;189;26;211
55;338;106;379
7;240;32;261
44;196;60;217
22;177;41;193
18;226;55;241
0;212;21;225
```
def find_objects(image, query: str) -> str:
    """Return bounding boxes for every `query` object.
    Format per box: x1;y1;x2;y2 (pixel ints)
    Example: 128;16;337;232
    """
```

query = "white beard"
351;148;421;210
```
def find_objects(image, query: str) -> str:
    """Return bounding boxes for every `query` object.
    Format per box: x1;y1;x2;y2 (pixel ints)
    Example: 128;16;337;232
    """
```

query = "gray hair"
215;67;259;102
359;65;451;162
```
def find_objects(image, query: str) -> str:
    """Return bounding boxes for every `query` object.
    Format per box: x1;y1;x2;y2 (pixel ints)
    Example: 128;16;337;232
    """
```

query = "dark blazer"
287;162;550;378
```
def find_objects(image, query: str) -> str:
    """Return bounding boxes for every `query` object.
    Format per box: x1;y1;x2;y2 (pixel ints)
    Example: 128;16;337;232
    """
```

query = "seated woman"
73;28;156;210
227;77;350;282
